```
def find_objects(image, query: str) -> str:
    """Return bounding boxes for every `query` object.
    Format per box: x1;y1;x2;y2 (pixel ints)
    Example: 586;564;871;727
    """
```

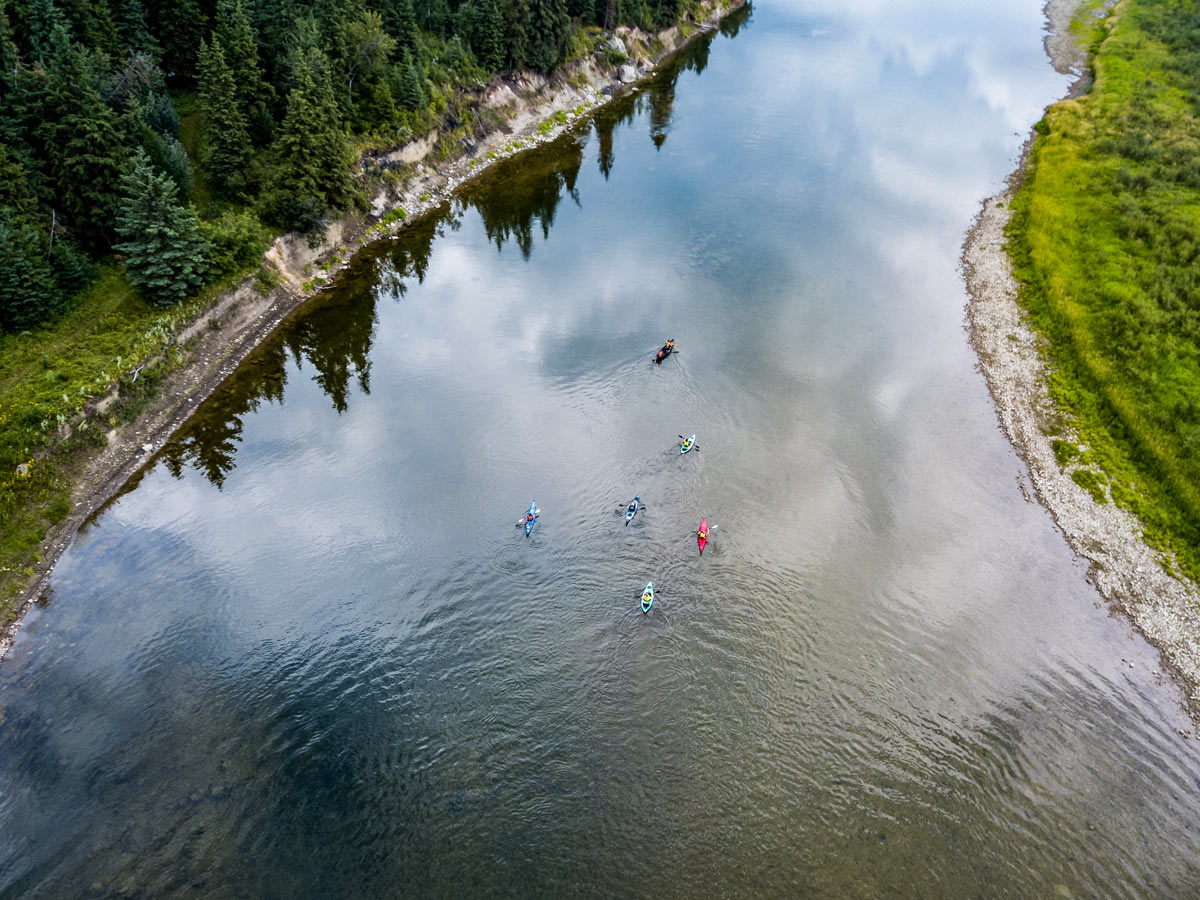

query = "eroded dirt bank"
963;0;1200;717
1;0;747;658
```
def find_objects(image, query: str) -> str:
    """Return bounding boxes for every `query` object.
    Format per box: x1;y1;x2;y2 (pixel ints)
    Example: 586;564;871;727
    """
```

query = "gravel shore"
963;0;1200;715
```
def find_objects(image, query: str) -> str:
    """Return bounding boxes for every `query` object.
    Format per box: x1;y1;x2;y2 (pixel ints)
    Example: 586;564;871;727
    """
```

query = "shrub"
200;210;271;275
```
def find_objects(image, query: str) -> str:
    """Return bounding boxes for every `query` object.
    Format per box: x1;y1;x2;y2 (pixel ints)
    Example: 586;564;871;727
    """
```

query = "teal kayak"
641;581;654;613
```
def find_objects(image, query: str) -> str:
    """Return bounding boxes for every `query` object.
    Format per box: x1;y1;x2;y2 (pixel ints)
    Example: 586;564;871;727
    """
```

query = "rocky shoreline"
962;0;1200;717
0;0;748;659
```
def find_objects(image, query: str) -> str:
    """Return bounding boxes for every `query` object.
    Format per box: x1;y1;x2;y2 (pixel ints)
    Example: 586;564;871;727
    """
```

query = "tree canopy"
0;0;697;330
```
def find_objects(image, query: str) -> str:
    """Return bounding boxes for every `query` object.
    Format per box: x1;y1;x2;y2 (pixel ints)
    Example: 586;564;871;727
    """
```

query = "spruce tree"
28;0;70;64
526;0;567;72
650;0;679;30
60;0;124;59
115;149;210;305
117;0;161;58
0;0;17;78
146;0;208;78
197;35;252;190
382;0;418;58
474;0;504;72
344;9;395;106
397;48;425;110
565;0;593;25
415;0;448;36
503;0;530;69
36;36;129;250
267;48;353;230
214;0;274;143
0;141;39;218
0;210;61;332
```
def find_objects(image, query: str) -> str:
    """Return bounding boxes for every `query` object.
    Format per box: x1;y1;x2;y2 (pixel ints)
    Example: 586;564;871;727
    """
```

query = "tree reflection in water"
162;6;751;488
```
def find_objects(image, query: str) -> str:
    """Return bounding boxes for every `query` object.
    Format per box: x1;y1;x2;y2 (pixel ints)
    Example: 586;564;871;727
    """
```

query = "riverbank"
0;0;749;659
963;0;1200;717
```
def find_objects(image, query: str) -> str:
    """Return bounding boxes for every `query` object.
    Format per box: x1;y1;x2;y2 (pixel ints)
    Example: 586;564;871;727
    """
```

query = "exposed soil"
1;0;747;659
963;0;1200;718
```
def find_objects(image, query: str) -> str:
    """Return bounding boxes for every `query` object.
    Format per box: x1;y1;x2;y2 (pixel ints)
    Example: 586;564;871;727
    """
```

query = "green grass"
1007;0;1200;580
0;267;156;607
0;260;262;610
1071;0;1116;50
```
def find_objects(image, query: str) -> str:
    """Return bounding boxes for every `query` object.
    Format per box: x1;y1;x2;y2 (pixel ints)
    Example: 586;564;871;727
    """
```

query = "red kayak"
697;517;708;554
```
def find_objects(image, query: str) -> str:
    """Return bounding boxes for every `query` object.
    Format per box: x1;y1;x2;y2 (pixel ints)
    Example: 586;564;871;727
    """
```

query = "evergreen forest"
0;0;692;332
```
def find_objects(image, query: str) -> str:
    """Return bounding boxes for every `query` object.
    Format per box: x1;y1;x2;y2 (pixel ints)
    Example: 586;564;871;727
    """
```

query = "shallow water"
3;2;1200;897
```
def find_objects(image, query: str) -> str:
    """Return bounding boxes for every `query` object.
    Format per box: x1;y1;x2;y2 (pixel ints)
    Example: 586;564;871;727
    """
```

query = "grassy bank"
1007;0;1200;582
0;264;262;615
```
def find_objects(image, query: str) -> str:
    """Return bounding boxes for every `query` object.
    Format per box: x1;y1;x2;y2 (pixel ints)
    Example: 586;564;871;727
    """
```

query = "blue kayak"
521;501;539;536
641;581;654;613
625;494;641;525
680;434;696;454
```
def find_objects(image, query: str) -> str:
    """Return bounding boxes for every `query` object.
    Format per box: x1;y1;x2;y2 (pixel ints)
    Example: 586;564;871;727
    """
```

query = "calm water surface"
3;2;1200;897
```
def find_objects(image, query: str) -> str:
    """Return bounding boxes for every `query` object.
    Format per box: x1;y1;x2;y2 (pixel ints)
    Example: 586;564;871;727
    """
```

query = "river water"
3;2;1200;897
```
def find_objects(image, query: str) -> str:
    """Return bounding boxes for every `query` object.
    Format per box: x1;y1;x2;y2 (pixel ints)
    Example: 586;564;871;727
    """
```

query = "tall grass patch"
1008;0;1200;580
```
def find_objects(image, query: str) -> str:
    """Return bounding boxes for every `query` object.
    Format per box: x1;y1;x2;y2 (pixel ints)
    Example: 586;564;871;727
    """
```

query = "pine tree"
197;35;252;190
526;0;567;71
214;0;274;143
115;149;210;305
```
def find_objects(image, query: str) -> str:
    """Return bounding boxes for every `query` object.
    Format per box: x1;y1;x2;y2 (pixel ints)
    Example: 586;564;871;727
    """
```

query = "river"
2;1;1199;897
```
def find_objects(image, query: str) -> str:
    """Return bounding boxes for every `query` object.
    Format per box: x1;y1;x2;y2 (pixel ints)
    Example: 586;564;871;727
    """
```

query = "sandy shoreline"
0;0;747;659
963;0;1200;718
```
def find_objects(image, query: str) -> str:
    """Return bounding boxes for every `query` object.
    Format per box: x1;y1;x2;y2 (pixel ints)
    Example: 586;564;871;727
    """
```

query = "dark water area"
3;2;1200;897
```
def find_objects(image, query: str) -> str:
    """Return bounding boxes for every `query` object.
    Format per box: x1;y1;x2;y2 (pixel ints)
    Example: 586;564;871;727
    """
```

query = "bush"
200;210;272;275
260;188;326;235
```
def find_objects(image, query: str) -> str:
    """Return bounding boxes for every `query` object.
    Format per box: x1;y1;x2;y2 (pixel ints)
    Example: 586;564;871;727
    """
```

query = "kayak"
680;434;696;454
698;517;708;554
625;494;641;525
654;340;675;363
641;581;654;613
523;501;538;536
